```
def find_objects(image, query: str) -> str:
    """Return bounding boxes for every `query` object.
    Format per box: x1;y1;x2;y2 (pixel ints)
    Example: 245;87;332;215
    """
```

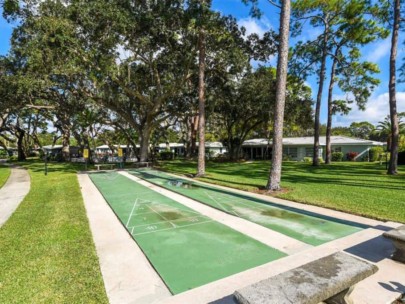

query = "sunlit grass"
0;165;11;188
0;161;108;303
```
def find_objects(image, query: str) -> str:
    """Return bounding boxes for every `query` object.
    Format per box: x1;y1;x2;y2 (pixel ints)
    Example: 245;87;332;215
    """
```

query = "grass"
0;165;11;188
157;160;405;223
0;161;108;303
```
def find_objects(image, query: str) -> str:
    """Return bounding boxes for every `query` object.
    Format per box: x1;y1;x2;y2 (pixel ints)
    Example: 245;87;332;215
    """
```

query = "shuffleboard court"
130;169;365;246
89;172;286;294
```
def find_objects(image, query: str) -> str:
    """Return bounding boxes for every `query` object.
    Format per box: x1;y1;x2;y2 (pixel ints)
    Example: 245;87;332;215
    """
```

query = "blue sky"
1;1;404;127
212;0;405;127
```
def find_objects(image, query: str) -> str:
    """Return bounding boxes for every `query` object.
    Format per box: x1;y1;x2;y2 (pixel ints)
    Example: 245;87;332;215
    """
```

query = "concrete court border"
80;170;405;304
78;173;171;304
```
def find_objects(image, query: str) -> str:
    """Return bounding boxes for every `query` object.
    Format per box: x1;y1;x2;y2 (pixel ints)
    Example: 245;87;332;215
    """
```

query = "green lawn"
0;161;108;303
0;165;11;188
157;160;405;223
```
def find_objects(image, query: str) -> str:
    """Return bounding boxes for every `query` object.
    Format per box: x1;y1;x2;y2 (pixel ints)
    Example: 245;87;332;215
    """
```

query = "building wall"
284;145;323;161
242;144;380;161
328;145;373;160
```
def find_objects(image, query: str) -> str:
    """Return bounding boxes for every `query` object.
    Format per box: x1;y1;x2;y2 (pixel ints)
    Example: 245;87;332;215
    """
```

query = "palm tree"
376;115;405;151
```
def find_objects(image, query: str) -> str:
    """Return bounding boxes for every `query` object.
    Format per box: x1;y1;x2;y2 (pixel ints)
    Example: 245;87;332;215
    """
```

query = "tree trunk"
325;54;338;165
17;129;26;161
313;23;329;166
139;126;152;162
266;0;291;191
197;3;206;177
388;0;400;175
229;142;241;161
61;123;71;162
189;115;198;157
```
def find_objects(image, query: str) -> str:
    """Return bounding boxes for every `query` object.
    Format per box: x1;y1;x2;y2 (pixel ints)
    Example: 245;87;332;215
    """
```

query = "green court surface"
89;172;285;294
130;169;365;246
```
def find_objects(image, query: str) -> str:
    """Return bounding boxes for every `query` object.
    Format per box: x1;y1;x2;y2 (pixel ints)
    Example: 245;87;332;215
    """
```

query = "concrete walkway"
0;166;30;227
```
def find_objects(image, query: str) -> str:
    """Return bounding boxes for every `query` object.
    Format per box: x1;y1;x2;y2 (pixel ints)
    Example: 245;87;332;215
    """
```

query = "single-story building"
242;136;385;161
198;142;227;157
95;144;140;155
156;142;227;157
43;145;81;158
156;143;185;156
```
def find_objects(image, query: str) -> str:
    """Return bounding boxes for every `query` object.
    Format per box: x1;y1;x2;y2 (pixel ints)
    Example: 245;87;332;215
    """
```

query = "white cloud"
238;17;272;38
298;27;323;42
365;39;391;63
116;44;133;63
333;91;405;126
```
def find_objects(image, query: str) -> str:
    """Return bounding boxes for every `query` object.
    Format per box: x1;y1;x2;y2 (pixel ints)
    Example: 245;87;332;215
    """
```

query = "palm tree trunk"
266;0;291;191
388;0;400;175
197;0;206;177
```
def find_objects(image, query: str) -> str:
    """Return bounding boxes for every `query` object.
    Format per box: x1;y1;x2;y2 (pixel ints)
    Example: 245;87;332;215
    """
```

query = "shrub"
369;146;384;162
283;154;292;161
160;151;174;160
346;151;359;161
0;149;8;159
399;151;405;165
331;152;344;162
303;157;324;163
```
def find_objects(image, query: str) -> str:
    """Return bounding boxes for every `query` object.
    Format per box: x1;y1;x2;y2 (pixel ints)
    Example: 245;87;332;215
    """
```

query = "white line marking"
126;198;139;227
132;219;213;236
203;190;240;216
126;215;206;229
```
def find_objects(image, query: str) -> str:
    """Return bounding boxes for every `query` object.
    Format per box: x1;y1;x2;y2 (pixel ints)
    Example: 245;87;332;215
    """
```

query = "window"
283;147;298;159
333;147;342;152
305;147;313;157
289;148;298;158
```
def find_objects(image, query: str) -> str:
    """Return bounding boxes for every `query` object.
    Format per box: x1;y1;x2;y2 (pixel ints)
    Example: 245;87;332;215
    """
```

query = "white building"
242;136;385;161
156;142;227;157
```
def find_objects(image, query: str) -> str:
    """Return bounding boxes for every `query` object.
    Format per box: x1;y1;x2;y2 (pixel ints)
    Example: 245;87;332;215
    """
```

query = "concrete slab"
119;171;312;255
234;252;378;304
77;174;171;304
0;166;30;227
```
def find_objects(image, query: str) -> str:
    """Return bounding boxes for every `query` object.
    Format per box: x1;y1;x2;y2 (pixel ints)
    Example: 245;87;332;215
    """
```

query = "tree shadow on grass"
18;160;85;174
281;174;405;191
201;169;405;192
